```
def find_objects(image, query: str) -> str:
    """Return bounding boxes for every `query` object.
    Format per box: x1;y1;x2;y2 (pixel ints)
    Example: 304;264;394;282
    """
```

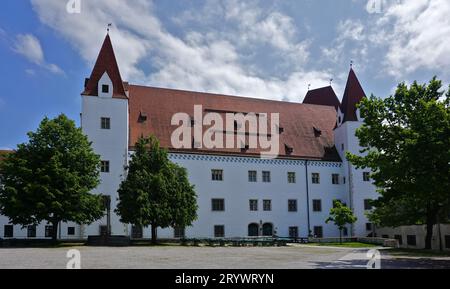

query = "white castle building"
0;34;380;241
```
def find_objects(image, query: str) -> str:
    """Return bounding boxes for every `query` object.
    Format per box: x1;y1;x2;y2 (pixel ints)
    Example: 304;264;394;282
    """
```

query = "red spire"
340;68;365;122
303;86;340;111
82;34;127;99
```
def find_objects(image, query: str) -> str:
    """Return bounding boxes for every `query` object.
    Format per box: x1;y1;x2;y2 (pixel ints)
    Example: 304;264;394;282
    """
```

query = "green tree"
0;114;104;242
326;200;357;243
347;77;450;249
115;135;197;244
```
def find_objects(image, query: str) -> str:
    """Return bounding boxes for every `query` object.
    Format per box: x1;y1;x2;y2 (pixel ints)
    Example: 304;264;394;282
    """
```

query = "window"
363;172;370;182
214;225;225;238
332;174;339;185
4;225;13;238
45;225;53;238
312;173;320;184
289;227;298;238
263;200;272;211
365;223;372;231
288;200;297;212
341;143;344;151
211;169;223;181
343;227;348;236
445;235;450;249
100;161;110;173
312;199;322;212
131;225;143;239
67;227;75;236
174;227;185;239
313;226;323;238
407;235;417;246
212;199;225;211
262;171;271;183
287;172;296;183
395;235;403;245
343;177;346;184
100;117;110;129
27;225;36;238
248;171;257;182
102;84;109;93
249;200;258;211
364;199;373;210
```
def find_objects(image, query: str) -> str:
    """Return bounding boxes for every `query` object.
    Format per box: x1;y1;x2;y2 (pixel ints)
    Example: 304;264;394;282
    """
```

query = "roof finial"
329;78;333;86
308;84;311;91
350;60;353;68
107;23;112;34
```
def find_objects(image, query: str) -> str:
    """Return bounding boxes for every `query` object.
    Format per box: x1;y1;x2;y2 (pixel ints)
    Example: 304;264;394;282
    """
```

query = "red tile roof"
340;68;366;122
128;86;341;161
303;86;340;110
82;34;127;99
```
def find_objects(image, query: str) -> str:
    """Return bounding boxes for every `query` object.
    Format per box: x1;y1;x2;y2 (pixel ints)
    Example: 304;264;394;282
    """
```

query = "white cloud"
31;0;335;102
373;0;450;77
13;33;64;75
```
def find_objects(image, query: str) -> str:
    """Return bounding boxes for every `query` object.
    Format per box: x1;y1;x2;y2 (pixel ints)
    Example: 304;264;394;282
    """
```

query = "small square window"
407;235;417;246
211;170;223;181
332;174;340;185
102;84;109;93
174;227;185;239
289;227;298;238
212;199;225;211
364;199;373;210
249;200;258;211
287;172;296;183
313;226;323;238
262;171;271;183
366;223;372;231
45;225;53;238
363;172;371;182
101;117;111;129
27;225;36;238
67;227;75;236
263;200;272;211
101;161;110;173
288;200;297;212
214;225;225;238
248;171;257;182
313;199;322;212
312;173;320;184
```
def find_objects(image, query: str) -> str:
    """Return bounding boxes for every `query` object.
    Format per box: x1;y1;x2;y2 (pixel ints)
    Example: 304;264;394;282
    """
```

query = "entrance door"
248;223;259;236
262;223;273;236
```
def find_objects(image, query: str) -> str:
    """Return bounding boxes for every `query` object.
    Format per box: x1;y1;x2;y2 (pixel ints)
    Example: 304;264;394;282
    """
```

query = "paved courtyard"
0;245;449;269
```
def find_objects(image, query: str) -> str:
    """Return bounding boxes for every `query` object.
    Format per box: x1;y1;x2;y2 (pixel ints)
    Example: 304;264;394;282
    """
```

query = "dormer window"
102;84;109;93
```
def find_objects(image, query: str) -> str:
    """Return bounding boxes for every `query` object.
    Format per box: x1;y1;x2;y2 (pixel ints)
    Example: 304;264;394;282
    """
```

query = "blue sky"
1;0;449;149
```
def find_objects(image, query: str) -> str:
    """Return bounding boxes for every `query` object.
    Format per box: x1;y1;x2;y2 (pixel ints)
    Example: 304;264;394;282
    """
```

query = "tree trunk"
51;220;59;244
339;229;342;244
425;219;434;250
151;224;158;245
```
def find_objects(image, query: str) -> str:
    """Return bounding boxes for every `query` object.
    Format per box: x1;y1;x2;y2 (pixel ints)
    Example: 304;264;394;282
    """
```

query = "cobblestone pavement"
0;245;449;269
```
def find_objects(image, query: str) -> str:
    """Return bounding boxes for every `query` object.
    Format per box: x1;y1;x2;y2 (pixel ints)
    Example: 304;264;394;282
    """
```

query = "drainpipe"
305;160;311;237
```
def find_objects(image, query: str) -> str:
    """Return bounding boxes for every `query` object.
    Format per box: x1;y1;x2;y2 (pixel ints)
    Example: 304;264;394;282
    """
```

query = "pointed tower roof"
82;34;127;99
340;68;365;122
303;86;340;110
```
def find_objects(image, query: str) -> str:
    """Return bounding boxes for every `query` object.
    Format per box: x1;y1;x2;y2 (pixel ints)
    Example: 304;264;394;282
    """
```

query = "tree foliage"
115;135;198;243
326;200;357;243
347;77;450;249
0;114;104;241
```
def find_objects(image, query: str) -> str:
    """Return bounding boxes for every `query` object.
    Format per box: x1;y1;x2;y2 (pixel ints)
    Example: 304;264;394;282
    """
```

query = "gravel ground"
0;245;449;269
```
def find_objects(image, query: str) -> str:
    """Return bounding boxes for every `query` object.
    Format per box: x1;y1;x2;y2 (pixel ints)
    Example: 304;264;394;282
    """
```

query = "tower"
334;67;378;237
80;34;129;236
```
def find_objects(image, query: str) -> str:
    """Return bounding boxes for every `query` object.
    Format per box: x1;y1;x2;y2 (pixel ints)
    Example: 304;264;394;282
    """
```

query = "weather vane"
107;23;112;34
308;84;311;91
330;78;333;86
350;60;354;68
